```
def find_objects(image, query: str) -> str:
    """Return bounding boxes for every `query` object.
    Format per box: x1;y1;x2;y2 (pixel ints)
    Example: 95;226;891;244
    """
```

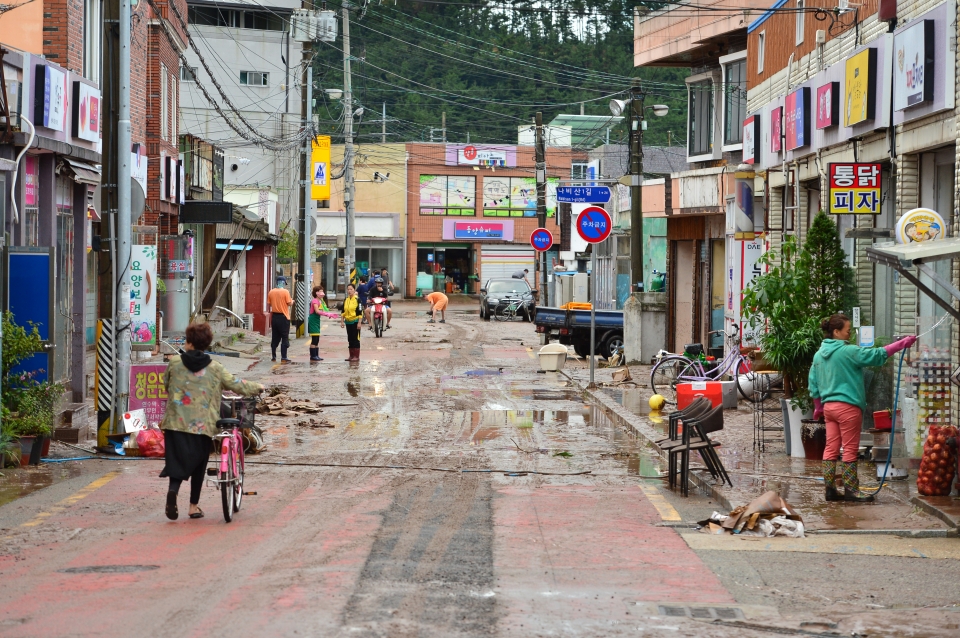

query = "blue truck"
533;306;624;359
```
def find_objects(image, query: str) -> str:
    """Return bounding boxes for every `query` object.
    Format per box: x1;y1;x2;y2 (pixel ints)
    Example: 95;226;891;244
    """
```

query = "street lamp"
609;84;669;293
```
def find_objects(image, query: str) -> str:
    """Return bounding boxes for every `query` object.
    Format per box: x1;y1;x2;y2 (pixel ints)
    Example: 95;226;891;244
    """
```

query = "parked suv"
479;279;534;321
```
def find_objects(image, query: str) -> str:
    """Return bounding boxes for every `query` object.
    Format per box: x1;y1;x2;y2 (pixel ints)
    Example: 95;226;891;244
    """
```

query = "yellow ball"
649;394;666;410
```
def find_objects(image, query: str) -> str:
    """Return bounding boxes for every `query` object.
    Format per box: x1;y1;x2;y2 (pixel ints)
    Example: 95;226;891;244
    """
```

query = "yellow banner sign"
844;48;876;127
310;136;331;201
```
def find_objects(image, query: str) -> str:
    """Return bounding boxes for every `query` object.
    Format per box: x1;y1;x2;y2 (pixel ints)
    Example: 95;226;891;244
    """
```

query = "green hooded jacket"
808;339;888;410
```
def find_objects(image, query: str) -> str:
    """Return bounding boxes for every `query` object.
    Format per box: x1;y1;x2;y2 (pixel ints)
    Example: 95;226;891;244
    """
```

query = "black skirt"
159;430;213;481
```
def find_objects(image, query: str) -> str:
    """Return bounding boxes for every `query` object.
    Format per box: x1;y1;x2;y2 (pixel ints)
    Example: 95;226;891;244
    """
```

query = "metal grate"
657;606;745;621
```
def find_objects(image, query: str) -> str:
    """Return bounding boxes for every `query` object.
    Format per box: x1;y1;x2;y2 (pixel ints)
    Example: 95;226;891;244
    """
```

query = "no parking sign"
530;228;554;252
576;206;612;243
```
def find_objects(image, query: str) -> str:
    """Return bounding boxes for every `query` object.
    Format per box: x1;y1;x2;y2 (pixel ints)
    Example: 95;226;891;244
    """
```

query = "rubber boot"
309;347;322;362
841;461;875;502
349;348;360;362
823;460;842;502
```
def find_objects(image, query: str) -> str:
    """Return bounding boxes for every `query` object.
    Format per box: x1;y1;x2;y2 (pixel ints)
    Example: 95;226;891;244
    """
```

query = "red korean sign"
828;163;881;215
129;364;168;427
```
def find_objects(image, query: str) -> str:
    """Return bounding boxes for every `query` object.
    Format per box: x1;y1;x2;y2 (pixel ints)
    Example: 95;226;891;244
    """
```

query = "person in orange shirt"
424;291;448;323
267;279;294;362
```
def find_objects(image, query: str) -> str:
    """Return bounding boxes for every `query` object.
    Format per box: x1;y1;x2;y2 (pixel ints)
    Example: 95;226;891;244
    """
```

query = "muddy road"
2;303;960;637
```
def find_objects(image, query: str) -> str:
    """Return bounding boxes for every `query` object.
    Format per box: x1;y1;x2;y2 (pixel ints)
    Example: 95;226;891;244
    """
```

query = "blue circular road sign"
530;228;554;251
576;206;612;243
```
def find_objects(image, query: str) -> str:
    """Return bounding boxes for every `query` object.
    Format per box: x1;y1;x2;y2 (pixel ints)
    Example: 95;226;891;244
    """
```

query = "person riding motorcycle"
364;278;393;330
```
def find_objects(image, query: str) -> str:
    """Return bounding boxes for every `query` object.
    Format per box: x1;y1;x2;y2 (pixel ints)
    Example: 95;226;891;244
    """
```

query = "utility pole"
534;112;547;301
295;2;315;329
629;79;645;292
441;111;446;143
115;0;133;417
382;102;386;143
342;2;356;287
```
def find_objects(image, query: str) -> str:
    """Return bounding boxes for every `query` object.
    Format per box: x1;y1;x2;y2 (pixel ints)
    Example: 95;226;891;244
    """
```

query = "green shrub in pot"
1;313;64;439
742;212;856;410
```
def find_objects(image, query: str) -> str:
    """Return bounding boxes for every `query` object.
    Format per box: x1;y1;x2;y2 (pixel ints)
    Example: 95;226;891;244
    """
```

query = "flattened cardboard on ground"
722;491;803;531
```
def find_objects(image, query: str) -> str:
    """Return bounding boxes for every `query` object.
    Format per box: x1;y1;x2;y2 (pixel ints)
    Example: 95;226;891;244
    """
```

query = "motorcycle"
369;296;388;338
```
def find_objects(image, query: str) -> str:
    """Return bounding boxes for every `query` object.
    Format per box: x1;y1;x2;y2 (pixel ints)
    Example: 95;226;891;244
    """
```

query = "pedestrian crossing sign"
310;136;331;201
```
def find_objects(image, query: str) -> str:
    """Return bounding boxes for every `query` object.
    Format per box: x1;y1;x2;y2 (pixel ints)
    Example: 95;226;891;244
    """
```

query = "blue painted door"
6;249;55;382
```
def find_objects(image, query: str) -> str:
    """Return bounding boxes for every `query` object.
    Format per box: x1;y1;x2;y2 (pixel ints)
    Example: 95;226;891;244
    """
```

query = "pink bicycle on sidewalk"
207;394;257;522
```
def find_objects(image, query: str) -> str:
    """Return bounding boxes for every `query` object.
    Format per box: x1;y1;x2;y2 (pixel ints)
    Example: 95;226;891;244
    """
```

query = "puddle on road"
0;464;85;507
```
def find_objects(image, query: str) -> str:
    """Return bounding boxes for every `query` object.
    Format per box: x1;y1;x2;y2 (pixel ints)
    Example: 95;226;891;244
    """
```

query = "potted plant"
800;419;828;460
743;212;856;456
2;313;64;464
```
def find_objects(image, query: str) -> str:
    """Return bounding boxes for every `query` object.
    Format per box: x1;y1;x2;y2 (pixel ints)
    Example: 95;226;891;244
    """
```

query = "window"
571;162;588;180
723;59;746;146
160;64;168;142
240;71;269;87
187;7;286;31
758;32;765;74
419;175;476;216
688;80;714;157
170;73;177;145
180;66;197;82
796;0;805;45
482;176;559;217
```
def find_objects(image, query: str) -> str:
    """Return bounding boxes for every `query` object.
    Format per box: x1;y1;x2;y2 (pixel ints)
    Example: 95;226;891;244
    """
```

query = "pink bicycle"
207;395;255;522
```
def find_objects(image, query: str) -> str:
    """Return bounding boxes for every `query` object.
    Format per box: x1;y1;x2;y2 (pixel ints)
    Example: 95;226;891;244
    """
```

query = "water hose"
863;346;907;495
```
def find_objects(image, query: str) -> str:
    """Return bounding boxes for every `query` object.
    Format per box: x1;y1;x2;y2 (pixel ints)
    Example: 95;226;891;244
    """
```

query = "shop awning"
58;158;102;185
215;207;277;244
867;239;960;321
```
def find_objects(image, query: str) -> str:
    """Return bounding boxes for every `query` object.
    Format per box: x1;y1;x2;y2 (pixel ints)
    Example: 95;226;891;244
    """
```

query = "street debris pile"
917;425;958;496
293;417;335;429
698;491;805;538
257;393;324;416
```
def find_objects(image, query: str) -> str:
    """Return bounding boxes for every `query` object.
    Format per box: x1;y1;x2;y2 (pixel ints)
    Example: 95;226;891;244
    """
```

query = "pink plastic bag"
136;428;166;457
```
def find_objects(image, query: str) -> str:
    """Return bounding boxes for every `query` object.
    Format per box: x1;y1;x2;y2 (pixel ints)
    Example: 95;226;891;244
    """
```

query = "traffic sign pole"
590;248;596;387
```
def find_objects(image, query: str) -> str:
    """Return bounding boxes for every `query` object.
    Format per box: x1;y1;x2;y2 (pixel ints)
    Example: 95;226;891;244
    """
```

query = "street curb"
909;496;960;529
561;371;734;511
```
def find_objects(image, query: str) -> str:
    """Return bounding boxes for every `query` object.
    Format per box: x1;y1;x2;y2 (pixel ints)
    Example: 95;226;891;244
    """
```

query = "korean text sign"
784;87;809;151
311;136;331;201
893;20;934;110
828;163;881;215
770;107;782;153
129;364;168;427
130;245;158;346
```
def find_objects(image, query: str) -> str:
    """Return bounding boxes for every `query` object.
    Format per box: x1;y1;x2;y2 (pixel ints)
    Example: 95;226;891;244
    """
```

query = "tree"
804;211;857;319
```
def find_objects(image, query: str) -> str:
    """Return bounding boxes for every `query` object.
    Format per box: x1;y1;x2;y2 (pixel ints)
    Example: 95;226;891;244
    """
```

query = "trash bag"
917;425;958;496
136;428;166;458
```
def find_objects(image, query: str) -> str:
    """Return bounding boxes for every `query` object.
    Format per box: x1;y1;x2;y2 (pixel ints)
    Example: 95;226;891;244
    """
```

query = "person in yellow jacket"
339;283;362;362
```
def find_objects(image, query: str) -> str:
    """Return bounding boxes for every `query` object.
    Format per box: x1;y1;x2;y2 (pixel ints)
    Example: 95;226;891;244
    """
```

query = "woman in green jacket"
809;314;915;503
160;322;264;520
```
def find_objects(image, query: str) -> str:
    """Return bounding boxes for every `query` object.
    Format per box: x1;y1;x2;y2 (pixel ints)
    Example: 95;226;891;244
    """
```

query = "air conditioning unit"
241;314;254;330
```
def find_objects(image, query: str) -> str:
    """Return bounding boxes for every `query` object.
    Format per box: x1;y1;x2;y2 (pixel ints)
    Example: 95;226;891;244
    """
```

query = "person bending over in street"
364;278;393;330
512;268;531;287
340;284;362;362
809;314;916;503
424;290;448;323
267;279;293;362
160;322;264;520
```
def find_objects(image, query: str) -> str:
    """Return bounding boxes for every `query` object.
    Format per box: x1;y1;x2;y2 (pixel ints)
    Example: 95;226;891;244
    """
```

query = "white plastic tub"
538;343;569;372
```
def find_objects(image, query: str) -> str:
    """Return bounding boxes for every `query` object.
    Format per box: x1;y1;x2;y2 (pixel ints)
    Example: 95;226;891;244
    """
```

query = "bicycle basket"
683;343;704;358
220;395;257;429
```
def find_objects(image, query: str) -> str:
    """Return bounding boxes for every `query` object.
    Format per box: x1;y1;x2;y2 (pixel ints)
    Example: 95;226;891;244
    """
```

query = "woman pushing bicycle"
160;322;264;520
809;314;915;503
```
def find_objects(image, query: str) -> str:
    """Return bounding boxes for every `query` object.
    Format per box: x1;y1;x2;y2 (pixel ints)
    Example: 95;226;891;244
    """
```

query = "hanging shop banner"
734;170;755;239
742;115;759;164
34;64;67;131
816;82;839;129
893;20;934;110
770;107;782;153
730;237;766;344
828;163;881;214
442;218;514;241
311;136;331;201
844;48;878;126
784;87;810;150
128;364;168;427
457;145;507;167
71;81;100;142
130;244;158;347
895;208;946;244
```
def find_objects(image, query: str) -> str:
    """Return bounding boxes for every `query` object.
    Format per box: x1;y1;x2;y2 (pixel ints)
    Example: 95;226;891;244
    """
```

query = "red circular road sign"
530;228;554;252
576;206;612;243
463;145;478;161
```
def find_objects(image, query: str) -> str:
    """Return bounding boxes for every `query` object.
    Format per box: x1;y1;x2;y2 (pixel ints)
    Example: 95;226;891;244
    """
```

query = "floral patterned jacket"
160;357;262;438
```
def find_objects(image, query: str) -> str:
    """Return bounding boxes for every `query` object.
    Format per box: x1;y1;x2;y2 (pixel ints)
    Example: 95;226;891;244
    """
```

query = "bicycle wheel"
650;356;690;404
494;305;508;321
736;369;775;403
373;315;383;338
234;434;244;513
221;443;235;523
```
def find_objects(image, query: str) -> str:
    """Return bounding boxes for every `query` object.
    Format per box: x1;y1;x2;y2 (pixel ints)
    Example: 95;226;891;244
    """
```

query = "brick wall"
42;0;84;73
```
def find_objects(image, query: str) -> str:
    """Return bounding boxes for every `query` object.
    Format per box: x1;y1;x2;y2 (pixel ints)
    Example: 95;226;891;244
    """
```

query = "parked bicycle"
494;294;531;321
649;326;776;405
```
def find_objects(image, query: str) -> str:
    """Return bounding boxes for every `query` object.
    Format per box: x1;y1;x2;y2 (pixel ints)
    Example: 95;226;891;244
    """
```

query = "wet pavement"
2;302;960;637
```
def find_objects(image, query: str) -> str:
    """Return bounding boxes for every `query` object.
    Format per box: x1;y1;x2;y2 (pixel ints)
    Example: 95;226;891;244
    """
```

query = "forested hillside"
312;0;688;148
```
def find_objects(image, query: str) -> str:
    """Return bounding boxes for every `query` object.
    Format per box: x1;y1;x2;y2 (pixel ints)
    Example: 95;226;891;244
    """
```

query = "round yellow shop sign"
895;208;946;244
